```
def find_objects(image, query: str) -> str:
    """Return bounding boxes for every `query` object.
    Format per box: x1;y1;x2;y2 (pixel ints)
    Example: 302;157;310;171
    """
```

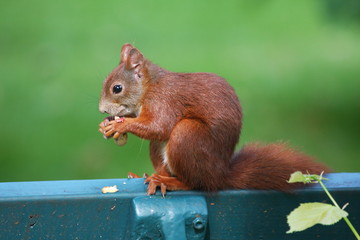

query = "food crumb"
101;185;119;194
114;116;125;123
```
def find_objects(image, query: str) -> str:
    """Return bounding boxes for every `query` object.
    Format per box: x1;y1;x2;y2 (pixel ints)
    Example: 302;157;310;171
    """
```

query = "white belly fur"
161;141;174;175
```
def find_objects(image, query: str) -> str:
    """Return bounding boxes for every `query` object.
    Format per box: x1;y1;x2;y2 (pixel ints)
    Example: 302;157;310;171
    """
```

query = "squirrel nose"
99;109;108;114
99;104;108;114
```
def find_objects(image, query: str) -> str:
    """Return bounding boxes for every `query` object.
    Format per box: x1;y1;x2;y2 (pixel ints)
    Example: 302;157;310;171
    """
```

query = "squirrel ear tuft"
120;43;134;64
125;48;144;71
120;44;145;79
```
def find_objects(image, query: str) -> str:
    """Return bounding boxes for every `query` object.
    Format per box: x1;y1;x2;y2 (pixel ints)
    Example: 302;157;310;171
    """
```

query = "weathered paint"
0;173;359;239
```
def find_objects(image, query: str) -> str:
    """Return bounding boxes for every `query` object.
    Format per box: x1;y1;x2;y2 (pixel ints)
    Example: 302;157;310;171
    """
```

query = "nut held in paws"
114;132;128;146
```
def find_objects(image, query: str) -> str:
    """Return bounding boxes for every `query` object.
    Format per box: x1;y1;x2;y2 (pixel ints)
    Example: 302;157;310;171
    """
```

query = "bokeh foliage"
0;0;359;182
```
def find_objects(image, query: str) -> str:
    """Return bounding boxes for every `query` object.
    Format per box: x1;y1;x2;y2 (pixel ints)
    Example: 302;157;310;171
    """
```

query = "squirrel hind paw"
145;174;190;197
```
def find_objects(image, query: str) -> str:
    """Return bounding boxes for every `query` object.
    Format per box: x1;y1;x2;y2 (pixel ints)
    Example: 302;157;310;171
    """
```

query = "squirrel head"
99;44;147;117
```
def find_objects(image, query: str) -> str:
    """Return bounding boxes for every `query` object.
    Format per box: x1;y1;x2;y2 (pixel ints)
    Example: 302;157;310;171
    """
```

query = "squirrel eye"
112;85;123;94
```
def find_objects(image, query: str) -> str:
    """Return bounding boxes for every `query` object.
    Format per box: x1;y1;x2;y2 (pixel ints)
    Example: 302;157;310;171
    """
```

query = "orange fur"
99;44;330;193
227;143;330;191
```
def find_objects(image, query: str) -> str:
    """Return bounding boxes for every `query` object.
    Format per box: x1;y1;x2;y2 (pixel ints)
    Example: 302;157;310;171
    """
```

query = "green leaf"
287;171;307;183
287;202;348;233
288;171;328;184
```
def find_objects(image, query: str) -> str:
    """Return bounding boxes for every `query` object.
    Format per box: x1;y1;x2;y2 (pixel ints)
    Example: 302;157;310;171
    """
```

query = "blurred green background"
1;0;359;182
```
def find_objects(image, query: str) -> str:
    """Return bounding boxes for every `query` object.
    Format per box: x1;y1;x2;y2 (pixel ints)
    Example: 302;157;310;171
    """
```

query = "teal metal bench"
1;173;359;239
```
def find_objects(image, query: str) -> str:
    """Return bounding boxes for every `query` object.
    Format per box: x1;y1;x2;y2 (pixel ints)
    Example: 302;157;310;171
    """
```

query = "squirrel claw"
147;181;157;195
160;183;167;198
145;174;166;196
128;172;141;178
98;128;111;139
128;172;148;179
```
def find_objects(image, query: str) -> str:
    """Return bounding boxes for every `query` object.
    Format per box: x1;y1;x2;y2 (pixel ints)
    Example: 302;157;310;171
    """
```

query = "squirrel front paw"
98;117;127;146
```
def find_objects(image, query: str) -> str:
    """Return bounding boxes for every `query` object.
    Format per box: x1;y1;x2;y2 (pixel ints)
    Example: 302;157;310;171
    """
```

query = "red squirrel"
98;43;330;196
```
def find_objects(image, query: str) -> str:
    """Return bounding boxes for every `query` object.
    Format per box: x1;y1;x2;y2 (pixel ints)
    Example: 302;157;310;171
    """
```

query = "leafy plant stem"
318;179;360;240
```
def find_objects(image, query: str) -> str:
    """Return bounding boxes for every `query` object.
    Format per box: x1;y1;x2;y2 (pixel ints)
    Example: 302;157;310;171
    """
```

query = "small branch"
318;179;360;240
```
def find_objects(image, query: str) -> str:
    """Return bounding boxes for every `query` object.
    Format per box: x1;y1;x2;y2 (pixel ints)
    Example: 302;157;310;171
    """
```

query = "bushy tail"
226;142;331;191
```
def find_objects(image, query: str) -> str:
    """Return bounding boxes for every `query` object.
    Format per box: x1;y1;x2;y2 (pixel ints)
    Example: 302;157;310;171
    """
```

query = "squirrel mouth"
102;105;141;121
104;113;137;121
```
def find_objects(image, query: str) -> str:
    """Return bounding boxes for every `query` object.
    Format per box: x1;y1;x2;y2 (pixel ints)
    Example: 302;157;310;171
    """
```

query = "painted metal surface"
0;173;359;239
129;196;207;239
